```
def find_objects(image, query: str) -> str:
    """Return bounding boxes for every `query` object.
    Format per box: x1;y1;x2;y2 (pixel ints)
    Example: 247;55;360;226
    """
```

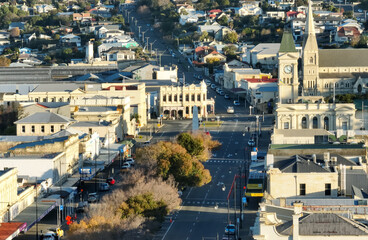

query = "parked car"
227;106;234;114
225;224;236;235
248;139;256;147
219;91;225;96
224;94;230;99
106;177;115;185
122;162;131;170
211;84;216;89
76;201;88;213
43;231;58;240
233;100;240;106
88;193;98;203
125;158;135;166
99;182;110;191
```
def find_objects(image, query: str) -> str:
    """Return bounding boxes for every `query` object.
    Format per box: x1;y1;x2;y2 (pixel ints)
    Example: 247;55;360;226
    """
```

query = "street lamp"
249;106;253;116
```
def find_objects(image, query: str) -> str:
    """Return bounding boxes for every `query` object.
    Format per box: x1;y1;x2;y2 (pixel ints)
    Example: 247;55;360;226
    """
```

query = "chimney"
293;202;303;240
312;154;317;164
324;152;330;162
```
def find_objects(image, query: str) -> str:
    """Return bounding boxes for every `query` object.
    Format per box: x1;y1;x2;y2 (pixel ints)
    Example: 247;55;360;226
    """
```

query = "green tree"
218;15;228;26
223;31;238;43
199;31;209;41
177;132;204;157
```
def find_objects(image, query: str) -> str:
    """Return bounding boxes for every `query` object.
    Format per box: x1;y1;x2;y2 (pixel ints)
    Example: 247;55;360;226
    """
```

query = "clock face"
284;65;292;74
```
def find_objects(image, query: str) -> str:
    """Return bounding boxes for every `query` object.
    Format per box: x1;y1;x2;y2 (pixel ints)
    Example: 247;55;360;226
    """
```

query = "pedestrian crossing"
182;200;229;206
205;159;245;164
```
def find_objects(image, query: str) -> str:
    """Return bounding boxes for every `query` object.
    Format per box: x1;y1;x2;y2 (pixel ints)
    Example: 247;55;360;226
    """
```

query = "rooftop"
15;112;73;124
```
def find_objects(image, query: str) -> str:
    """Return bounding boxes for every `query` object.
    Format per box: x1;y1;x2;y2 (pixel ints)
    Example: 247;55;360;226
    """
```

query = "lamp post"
0;202;11;222
249;106;253;116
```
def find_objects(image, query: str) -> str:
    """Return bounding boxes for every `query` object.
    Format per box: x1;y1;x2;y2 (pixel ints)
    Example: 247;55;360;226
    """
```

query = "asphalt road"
123;6;273;239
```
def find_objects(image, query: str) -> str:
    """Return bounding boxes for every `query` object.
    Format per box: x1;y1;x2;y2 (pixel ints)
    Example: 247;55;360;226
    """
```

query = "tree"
177;132;204;157
222;45;237;56
199;31;209;41
0;56;10;66
223;31;238;43
9;27;20;37
218;15;228;26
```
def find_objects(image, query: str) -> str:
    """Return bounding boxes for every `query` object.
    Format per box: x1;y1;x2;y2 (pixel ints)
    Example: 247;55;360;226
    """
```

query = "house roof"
277;155;331;173
319;49;368;67
276;213;368;236
209;9;222;13
245;78;277;83
32;83;80;93
9;136;70;150
15;112;73;124
35;102;69;108
337;26;361;38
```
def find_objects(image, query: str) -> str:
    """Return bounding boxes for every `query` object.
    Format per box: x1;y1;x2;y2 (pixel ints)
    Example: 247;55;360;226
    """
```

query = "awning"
0;222;27;240
11;200;57;232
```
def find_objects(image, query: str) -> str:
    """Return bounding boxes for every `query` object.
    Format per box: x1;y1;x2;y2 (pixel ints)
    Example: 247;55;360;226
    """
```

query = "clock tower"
278;30;299;104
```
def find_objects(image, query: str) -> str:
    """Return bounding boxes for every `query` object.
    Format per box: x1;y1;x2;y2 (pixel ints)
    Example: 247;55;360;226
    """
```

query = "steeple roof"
303;0;318;50
279;30;297;53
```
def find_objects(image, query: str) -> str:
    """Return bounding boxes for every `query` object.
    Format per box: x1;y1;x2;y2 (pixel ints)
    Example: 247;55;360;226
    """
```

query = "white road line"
162;220;175;240
185;187;193;199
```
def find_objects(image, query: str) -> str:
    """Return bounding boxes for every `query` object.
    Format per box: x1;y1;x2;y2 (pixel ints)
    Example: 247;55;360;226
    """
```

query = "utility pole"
146;37;150;51
35;177;38;240
138;26;141;37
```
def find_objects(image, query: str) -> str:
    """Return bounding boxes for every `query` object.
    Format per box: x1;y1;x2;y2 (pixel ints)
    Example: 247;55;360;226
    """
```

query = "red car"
106;177;115;185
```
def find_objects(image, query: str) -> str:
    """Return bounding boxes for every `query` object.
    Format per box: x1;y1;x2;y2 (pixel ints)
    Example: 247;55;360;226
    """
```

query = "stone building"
159;81;215;119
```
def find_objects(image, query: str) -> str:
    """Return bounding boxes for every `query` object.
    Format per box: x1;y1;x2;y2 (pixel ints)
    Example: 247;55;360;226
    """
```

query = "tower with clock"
277;30;299;104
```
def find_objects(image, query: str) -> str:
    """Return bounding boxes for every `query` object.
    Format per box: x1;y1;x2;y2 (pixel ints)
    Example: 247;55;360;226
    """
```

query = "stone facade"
0;168;18;220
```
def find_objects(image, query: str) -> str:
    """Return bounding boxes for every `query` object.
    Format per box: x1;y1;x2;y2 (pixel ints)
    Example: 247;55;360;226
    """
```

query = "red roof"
337;26;360;37
195;46;216;56
209;14;216;18
286;11;304;17
0;222;27;240
209;9;222;13
245;78;278;83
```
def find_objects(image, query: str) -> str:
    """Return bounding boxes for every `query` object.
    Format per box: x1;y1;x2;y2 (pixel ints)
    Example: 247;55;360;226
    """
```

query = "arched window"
312;117;318;129
169;95;172;101
163;95;166;102
324;117;329;130
186;94;189;101
301;117;307;129
358;84;362;93
191;94;195;101
174;95;177;101
197;94;201;101
179;94;183;101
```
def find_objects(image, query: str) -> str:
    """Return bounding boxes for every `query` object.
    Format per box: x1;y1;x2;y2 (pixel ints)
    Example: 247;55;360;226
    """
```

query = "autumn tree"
9;27;20;37
0;56;10;66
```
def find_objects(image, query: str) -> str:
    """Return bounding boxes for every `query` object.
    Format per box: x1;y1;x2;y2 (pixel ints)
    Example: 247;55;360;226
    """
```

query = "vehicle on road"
88;193;99;203
76;201;88;213
225;224;236;235
43;231;58;240
248;139;256;147
211;84;216;89
99;182;110;191
106;177;115;185
224;94;230;99
219;91;225;96
122;162;131;170
233;100;240;106
125;158;135;166
227;106;234;114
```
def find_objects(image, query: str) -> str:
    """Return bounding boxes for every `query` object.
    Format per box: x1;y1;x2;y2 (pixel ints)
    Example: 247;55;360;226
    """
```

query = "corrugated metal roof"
15;112;73;124
9;136;69;150
319;49;368;67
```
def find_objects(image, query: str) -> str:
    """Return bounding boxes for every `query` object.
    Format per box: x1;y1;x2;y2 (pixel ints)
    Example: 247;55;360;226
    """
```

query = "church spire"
305;0;315;37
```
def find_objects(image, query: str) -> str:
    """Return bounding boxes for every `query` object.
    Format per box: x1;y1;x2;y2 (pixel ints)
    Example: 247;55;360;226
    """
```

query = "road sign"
79;168;91;174
160;114;163;117
242;197;247;203
60;205;64;211
251;151;257;161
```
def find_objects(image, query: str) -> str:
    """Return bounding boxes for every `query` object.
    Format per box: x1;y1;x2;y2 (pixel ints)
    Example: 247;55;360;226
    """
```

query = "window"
41;125;45;133
174;95;177;101
51;125;54;133
300;184;306;195
163;95;166;102
309;57;313;64
283;122;289;129
169;95;172;101
186;107;189;114
31;125;35;133
197;94;201;101
191;94;195;101
22;126;25;133
179;94;182;101
89;128;92;134
325;183;331;196
301;117;307;129
312;117;318;129
186;94;189;101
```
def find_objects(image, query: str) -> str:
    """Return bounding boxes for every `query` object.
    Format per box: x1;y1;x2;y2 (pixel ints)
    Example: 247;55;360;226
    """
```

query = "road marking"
190;229;192;233
185;187;193;199
161;220;174;240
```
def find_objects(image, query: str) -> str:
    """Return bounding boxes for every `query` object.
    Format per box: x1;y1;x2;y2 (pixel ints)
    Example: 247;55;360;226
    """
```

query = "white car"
122;162;131;170
125;158;135;166
88;193;99;203
227;106;234;114
99;182;110;191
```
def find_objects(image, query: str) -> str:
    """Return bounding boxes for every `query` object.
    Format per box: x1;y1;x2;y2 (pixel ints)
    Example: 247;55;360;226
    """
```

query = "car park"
225;224;236;235
227;106;234;114
233;100;240;106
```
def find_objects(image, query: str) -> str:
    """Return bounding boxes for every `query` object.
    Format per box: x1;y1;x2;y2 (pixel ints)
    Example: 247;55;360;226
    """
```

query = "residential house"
73;12;91;21
223;63;268;89
103;48;135;61
26;33;52;43
88;8;112;18
214;26;235;41
203;51;226;64
15;112;74;136
98;41;138;57
334;19;364;43
236;3;263;16
51;26;73;34
177;4;195;14
268;0;295;10
34;4;55;13
22;102;70;119
8;22;25;31
198;22;222;34
286;11;306;22
19;47;31;54
259;11;285;24
0;31;10;46
153;66;178;81
60;34;81;47
94;25;121;39
179;11;205;25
